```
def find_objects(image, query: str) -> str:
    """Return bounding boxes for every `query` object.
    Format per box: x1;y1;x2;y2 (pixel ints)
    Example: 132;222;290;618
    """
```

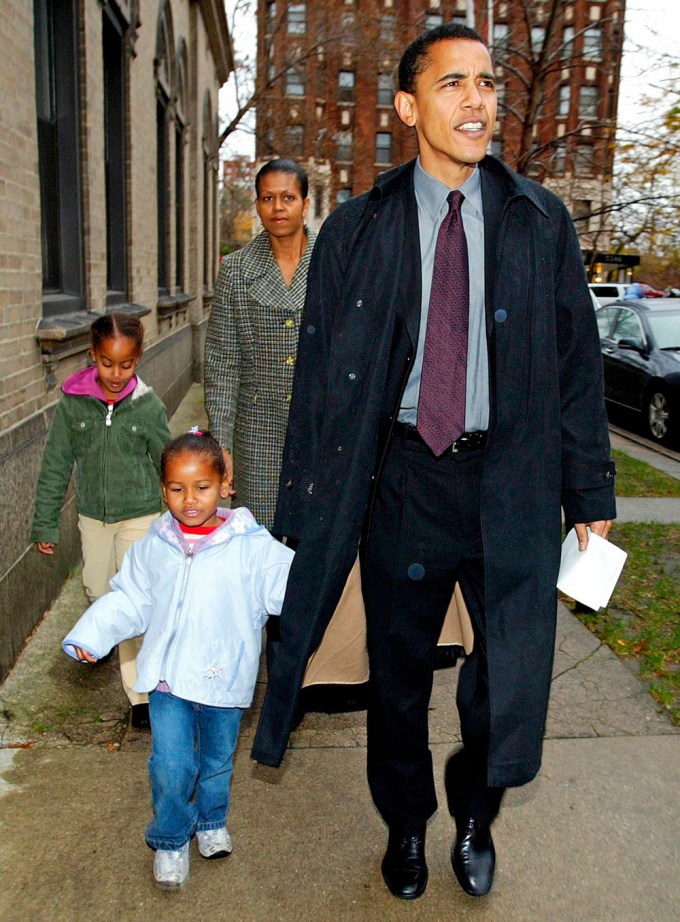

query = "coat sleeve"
30;398;75;545
146;396;171;475
554;205;616;525
62;539;152;660
204;255;242;452
273;213;352;538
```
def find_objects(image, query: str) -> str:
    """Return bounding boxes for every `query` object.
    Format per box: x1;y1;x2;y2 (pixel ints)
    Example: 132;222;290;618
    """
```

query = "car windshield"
648;313;680;349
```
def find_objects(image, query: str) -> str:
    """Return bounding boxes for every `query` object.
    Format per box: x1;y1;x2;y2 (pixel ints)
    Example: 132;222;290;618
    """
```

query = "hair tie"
188;426;204;436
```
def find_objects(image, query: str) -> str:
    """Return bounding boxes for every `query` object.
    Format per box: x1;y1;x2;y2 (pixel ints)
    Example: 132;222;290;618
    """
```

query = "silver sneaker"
196;827;233;859
153;841;190;889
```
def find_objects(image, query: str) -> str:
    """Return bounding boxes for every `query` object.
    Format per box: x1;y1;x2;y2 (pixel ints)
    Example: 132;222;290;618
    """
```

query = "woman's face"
256;171;310;239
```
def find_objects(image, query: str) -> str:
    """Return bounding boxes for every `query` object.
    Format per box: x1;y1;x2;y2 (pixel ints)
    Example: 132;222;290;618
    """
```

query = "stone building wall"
0;0;232;680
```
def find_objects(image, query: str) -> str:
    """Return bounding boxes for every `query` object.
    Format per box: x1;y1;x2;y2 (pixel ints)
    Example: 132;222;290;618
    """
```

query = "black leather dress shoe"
451;818;495;897
381;829;428;900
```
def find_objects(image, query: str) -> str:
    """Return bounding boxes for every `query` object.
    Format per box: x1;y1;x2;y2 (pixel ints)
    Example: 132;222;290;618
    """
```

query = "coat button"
284;318;294;328
285;479;293;489
348;373;356;380
356;300;363;307
307;324;316;334
285;356;295;366
494;309;507;323
337;445;343;452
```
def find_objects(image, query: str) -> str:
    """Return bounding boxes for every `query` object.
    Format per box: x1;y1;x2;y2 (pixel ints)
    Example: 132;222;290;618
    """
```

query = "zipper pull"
105;403;114;427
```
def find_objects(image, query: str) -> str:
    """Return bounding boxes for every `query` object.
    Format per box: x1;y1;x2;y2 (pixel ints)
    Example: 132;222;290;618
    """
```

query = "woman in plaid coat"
205;160;317;528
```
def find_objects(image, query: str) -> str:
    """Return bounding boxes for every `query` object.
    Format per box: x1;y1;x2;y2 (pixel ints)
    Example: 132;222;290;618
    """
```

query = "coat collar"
371;156;549;217
240;229;317;307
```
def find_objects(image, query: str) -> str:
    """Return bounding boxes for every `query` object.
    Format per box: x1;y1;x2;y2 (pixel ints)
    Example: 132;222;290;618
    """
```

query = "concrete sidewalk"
1;385;678;921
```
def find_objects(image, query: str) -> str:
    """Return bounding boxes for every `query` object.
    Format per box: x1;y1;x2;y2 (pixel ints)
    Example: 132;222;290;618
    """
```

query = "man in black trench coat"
252;23;616;901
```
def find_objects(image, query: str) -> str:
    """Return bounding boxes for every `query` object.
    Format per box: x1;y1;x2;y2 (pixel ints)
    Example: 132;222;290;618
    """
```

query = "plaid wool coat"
205;229;317;528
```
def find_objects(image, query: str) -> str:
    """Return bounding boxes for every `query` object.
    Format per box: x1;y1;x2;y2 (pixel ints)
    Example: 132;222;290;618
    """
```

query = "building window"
425;13;443;29
579;85;599;120
377;73;393;107
375;132;392;165
574;145;594;175
558;84;571;117
202;93;216;291
157;94;169;292
561;26;574;58
285;67;305;97
175;120;185;290
582;26;602;60
531;26;545;54
492;22;509;52
287;3;306;34
103;4;127;306
380;16;396;42
314;186;324;219
336;188;352;205
284;124;304;158
336;130;353;162
338;70;355;103
572;199;592;222
34;0;84;315
551;141;566;173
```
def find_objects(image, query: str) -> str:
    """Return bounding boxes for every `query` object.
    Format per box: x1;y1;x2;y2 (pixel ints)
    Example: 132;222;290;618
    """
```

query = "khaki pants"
78;513;159;706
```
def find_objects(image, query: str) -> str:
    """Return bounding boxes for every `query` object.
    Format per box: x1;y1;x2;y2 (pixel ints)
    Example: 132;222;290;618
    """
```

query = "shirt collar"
414;157;483;221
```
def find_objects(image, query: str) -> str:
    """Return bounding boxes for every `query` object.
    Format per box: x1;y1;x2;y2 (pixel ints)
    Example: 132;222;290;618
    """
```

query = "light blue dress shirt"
399;159;489;433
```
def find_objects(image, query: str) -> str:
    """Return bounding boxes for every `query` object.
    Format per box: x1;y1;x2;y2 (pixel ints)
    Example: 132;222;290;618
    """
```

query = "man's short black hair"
398;23;488;94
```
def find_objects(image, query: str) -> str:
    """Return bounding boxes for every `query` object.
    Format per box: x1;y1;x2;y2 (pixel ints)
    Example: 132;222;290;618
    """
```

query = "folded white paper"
557;529;627;610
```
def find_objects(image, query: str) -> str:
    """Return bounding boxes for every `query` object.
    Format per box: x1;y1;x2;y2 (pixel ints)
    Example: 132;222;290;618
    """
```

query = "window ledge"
157;292;196;317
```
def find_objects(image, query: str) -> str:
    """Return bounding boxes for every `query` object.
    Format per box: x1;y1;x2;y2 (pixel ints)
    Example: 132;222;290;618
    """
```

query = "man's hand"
74;646;98;664
574;520;612;551
36;542;55;556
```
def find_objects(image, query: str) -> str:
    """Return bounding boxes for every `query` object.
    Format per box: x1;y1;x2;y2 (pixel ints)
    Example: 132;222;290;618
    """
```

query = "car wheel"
646;388;671;442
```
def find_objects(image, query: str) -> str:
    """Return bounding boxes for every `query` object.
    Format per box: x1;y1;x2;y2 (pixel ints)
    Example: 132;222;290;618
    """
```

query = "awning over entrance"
582;250;640;282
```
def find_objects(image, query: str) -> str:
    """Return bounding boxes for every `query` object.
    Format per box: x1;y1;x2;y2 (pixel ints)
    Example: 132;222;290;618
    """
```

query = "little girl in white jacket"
63;430;293;890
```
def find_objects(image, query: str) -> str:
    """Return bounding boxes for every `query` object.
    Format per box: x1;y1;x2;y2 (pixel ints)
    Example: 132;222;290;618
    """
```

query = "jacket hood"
62;366;153;401
151;506;265;555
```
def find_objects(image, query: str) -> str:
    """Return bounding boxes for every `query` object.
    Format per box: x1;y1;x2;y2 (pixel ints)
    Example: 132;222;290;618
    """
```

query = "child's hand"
74;646;98;664
222;448;237;497
36;542;56;556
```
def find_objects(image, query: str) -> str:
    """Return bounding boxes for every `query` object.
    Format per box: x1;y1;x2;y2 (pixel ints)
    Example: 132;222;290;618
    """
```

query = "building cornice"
197;0;234;85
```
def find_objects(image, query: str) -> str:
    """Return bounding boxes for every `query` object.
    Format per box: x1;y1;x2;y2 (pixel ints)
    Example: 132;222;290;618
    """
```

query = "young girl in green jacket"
31;312;171;728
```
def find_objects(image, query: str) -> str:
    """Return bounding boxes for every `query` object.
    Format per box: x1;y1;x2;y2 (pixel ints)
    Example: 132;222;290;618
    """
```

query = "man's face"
395;39;497;186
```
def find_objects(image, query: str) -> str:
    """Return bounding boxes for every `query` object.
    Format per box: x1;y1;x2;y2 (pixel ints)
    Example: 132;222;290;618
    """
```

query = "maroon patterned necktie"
417;190;469;456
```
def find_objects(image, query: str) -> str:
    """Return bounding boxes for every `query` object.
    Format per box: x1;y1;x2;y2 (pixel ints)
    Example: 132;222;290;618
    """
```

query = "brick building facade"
255;0;625;254
0;0;232;679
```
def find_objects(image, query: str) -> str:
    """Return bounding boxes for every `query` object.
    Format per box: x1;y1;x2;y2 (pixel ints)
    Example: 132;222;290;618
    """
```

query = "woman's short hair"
255;158;309;199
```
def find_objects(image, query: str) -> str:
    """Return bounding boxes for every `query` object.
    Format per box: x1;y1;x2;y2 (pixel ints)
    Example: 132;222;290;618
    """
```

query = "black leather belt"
393;421;487;453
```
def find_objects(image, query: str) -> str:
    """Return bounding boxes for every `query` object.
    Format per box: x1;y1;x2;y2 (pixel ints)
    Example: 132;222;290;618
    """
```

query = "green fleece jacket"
31;377;171;545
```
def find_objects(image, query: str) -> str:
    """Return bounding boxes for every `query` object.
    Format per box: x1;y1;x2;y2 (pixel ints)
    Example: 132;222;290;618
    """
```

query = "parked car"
588;282;630;306
638;282;665;298
595;299;680;445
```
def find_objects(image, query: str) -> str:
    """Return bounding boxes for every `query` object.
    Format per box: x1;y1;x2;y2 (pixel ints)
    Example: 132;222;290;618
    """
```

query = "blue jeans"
146;690;243;851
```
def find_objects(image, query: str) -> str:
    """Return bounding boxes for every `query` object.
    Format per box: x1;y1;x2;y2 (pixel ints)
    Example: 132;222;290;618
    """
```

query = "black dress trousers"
361;427;503;834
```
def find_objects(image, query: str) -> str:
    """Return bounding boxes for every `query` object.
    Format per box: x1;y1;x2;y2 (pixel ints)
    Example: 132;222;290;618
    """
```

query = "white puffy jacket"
63;508;294;708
